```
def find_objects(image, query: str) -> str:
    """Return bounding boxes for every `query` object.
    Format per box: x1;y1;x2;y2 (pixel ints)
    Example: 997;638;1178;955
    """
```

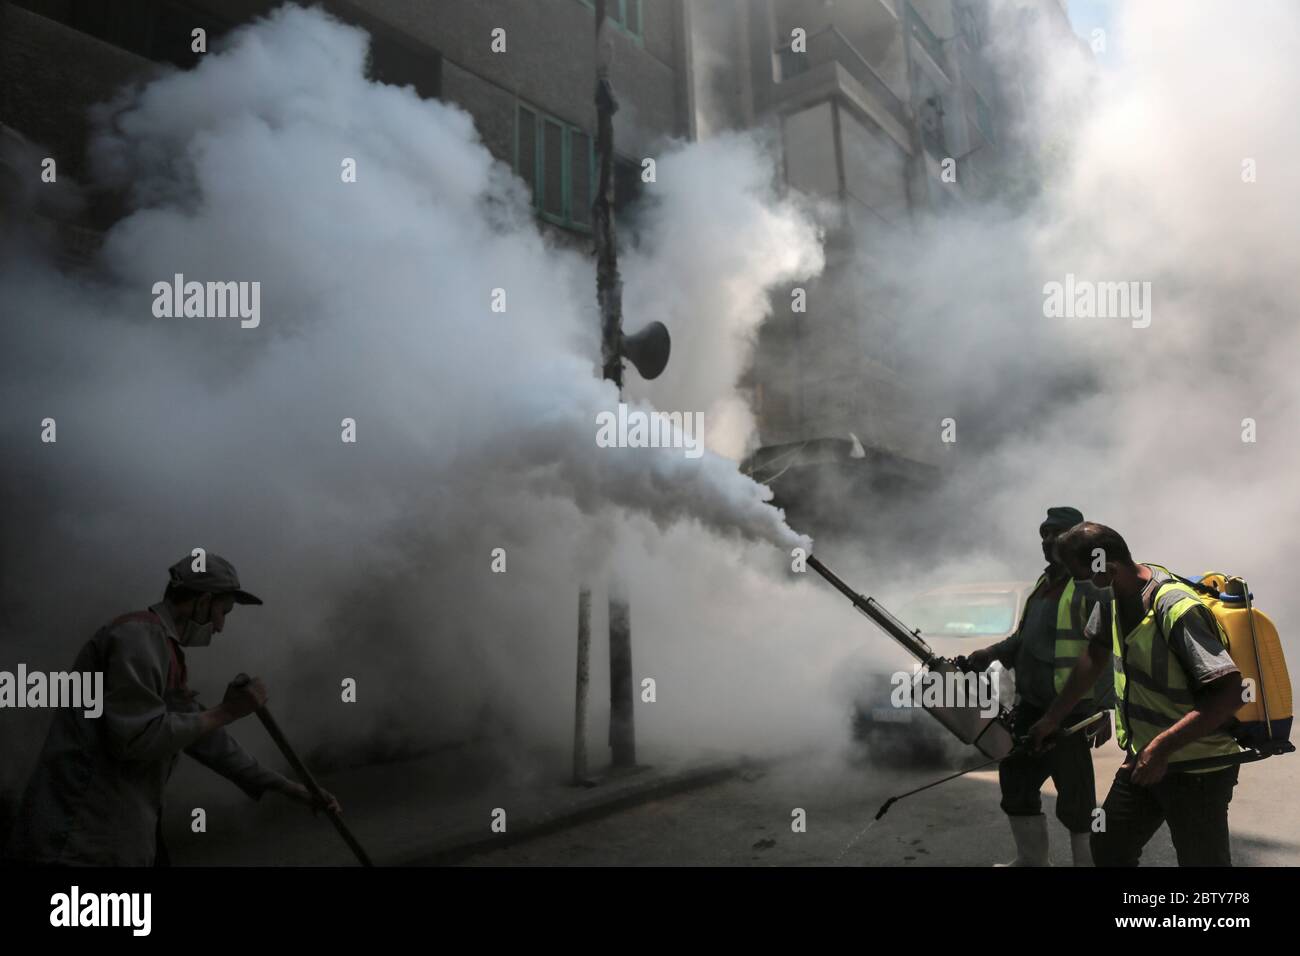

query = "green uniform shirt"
993;571;1068;709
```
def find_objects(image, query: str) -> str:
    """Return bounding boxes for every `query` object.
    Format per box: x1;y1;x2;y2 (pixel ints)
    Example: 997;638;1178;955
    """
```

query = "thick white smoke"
625;132;825;461
0;4;836;787
4;0;1296;814
822;0;1300;637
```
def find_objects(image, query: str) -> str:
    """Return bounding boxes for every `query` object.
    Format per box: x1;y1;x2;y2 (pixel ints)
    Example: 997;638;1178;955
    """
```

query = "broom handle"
233;673;374;866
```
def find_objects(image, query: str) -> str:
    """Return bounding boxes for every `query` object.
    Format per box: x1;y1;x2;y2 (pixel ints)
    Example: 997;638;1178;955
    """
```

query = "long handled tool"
872;710;1108;822
232;673;374;867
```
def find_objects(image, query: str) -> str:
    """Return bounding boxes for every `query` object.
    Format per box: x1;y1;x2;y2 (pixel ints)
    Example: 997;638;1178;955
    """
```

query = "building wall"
0;2;155;183
747;0;1090;484
684;0;754;137
1;0;690;242
838;104;908;225
780;101;837;196
339;0;687;166
745;0;927;468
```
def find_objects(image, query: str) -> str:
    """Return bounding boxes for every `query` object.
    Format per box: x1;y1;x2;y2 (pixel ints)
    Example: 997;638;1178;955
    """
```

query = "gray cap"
167;553;262;605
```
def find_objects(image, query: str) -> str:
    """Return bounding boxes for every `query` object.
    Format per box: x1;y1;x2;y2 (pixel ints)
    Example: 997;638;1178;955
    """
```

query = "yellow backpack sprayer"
1148;570;1294;769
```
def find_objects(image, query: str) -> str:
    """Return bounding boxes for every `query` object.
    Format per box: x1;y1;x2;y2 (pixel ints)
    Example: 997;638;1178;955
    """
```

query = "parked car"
842;581;1036;766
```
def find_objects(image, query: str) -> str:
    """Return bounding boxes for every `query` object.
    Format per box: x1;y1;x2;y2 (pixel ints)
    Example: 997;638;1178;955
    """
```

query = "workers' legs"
1091;766;1167;866
1153;765;1238;867
998;749;1053;817
1046;731;1097;831
1045;731;1098;864
997;722;1054;866
996;814;1050;867
1068;831;1093;866
999;705;1053;815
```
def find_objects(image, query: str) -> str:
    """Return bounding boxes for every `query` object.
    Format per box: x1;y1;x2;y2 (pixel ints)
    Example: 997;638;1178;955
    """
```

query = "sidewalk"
164;745;753;866
392;758;753;865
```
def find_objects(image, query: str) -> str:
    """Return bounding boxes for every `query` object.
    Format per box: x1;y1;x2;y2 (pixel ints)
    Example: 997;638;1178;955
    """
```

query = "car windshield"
899;592;1018;639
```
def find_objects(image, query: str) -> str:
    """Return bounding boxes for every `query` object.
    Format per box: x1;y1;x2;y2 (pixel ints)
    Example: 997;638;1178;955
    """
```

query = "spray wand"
872;710;1107;821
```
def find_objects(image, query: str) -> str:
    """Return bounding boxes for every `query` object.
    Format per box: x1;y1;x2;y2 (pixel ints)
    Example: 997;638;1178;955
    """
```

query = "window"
517;107;538;201
578;0;644;42
515;103;595;232
898;592;1020;640
543;118;565;218
332;2;442;98
571;130;592;227
955;2;987;48
149;2;234;68
39;0;243;66
366;31;441;99
973;88;996;145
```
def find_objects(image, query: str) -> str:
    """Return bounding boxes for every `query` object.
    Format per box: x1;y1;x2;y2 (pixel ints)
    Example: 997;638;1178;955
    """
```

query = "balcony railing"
775;26;906;131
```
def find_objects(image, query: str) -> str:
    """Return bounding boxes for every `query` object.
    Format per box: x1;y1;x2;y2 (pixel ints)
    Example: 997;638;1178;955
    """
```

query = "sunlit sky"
1066;0;1119;64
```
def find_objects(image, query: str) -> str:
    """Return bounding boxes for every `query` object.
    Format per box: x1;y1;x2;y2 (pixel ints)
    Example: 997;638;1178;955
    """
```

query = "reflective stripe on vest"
1051;577;1093;696
1025;574;1098;698
1110;565;1241;764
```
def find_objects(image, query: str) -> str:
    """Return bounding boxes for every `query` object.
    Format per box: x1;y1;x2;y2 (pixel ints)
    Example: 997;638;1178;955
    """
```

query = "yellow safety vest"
1021;574;1108;702
1110;565;1242;765
1044;576;1094;696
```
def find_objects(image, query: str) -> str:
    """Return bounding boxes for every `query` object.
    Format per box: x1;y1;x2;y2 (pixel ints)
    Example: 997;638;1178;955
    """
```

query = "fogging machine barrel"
806;554;1016;761
806;555;938;665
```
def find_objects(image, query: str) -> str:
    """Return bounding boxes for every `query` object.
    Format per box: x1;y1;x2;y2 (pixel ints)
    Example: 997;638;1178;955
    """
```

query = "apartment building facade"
1;0;1084;535
1;0;693;244
684;0;1087;530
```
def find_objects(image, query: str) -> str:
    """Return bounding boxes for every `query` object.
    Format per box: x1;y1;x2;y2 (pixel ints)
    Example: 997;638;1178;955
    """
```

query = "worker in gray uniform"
8;553;338;866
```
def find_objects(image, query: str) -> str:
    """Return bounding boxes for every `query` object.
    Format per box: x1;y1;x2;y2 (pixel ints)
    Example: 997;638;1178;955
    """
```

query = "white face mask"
179;618;214;647
179;597;215;647
1075;578;1115;605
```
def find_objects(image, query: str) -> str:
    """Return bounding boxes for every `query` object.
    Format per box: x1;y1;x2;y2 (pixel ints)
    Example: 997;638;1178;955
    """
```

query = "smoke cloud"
797;0;1300;631
0;4;830;793
3;0;1297;813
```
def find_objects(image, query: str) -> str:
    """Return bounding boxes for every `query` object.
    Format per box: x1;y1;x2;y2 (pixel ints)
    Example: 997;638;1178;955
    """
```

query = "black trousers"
999;706;1097;833
1092;763;1238;867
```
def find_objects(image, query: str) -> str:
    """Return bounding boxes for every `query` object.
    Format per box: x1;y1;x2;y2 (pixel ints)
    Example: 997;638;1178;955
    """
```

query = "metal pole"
594;0;623;388
873;712;1108;821
573;587;592;783
594;0;636;769
608;586;636;767
1240;579;1273;739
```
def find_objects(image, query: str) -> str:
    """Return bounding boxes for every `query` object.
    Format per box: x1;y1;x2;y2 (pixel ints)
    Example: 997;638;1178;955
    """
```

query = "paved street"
158;721;1300;868
458;746;1300;867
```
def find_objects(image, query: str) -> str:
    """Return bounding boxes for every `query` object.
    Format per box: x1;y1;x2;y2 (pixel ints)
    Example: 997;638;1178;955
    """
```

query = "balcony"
772;26;910;152
905;0;949;79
